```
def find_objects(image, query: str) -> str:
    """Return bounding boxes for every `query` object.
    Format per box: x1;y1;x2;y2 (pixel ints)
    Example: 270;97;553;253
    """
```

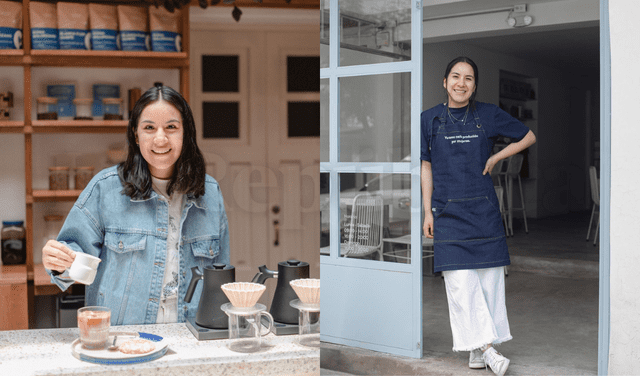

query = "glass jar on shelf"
1;221;26;265
73;98;93;120
49;166;70;190
102;98;123;120
37;97;58;120
74;166;94;190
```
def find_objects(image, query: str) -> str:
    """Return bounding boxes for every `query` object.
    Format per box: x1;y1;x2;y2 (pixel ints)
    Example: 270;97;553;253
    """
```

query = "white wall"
608;1;640;373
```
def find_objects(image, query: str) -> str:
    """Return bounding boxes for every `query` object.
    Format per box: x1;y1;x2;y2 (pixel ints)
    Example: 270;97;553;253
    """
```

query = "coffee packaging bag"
0;1;22;49
57;2;90;50
117;5;149;51
89;3;117;51
30;1;58;50
149;6;181;52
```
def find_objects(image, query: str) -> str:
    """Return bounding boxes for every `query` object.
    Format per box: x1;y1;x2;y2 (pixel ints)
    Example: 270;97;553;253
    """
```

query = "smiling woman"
41;84;231;326
137;99;184;179
421;56;536;375
443;57;478;109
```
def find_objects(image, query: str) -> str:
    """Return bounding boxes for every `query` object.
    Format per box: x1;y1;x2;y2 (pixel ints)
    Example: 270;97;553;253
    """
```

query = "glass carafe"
221;303;274;353
290;299;320;347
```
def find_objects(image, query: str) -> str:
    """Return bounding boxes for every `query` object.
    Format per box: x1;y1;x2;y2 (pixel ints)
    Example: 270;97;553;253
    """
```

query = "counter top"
0;323;319;375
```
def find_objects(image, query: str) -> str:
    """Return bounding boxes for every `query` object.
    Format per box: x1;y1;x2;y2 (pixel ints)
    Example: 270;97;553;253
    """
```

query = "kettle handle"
251;265;278;284
184;266;203;303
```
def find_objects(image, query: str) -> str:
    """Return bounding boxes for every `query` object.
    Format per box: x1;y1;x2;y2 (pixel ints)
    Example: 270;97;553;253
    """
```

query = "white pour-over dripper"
290;278;320;347
221;282;266;308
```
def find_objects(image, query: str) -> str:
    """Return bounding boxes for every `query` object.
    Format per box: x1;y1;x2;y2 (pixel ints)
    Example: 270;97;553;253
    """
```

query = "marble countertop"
0;323;319;375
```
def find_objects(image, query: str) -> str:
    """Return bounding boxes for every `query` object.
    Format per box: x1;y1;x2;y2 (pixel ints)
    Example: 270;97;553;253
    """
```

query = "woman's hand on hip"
42;240;76;272
483;155;500;176
423;211;434;239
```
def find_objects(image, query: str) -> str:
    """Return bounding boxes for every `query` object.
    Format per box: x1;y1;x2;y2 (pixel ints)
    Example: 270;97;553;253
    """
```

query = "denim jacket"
48;166;230;325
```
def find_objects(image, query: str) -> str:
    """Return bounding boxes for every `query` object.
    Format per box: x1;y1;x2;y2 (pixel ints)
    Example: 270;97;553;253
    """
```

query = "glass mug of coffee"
77;306;111;349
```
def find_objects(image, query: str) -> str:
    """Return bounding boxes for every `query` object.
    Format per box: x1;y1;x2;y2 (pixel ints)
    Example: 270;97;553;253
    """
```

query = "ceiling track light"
507;4;533;28
507;14;533;28
232;5;242;22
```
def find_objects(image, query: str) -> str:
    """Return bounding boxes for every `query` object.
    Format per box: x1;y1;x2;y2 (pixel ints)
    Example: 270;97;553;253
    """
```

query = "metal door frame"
598;0;610;374
320;0;424;358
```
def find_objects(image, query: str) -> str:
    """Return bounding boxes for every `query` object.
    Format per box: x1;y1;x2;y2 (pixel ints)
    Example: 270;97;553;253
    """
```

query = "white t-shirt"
152;176;185;324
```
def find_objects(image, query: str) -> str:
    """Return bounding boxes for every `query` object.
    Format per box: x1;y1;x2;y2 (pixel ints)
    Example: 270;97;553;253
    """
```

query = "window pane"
339;0;411;67
288;102;320;138
339;73;411;162
320;79;329;161
320;172;329;256
202;102;239;139
288;56;320;92
202;55;239;92
320;0;329;68
338;172;414;264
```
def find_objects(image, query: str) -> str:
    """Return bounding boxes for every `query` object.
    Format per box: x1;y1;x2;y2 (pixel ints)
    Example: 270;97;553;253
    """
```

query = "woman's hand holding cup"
42;240;76;272
43;241;101;284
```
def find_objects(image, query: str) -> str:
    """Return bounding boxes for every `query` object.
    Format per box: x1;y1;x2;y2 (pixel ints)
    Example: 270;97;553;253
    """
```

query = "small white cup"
68;252;101;285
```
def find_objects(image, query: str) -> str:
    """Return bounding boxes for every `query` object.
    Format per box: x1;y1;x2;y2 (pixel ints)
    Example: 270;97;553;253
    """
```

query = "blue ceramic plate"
71;331;168;365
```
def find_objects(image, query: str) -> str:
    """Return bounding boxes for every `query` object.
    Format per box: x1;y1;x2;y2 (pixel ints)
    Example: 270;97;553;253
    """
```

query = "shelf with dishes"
27;50;188;68
29;190;82;203
0;121;24;133
30;120;128;133
2;50;187;68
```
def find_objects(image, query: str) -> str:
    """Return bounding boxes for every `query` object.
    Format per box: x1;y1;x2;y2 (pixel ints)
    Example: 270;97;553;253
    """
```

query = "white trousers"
442;267;512;352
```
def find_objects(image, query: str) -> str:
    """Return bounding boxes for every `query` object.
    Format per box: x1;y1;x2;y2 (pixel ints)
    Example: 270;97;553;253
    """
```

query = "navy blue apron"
428;104;509;272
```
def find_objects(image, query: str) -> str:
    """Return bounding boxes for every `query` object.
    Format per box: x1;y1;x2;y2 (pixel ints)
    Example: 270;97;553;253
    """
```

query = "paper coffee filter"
290;278;320;304
221;282;266;308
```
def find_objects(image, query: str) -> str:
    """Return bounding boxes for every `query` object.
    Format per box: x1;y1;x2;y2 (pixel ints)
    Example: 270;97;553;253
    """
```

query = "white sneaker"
469;348;485;369
482;347;510;376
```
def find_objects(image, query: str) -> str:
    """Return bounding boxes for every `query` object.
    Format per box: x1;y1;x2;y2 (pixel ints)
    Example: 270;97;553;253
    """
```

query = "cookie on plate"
119;338;156;354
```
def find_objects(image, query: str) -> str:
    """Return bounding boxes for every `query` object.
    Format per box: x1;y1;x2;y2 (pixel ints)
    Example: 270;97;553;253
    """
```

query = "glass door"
320;0;423;357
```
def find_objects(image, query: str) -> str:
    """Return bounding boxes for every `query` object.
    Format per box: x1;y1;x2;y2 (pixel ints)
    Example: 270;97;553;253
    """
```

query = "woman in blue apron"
420;57;536;376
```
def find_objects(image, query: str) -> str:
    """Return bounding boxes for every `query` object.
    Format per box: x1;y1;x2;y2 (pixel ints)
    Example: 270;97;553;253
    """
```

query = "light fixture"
232;5;242;22
507;14;533;27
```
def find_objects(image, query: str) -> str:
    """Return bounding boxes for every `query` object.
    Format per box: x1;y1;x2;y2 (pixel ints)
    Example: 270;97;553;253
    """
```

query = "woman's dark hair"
118;84;206;199
444;56;479;108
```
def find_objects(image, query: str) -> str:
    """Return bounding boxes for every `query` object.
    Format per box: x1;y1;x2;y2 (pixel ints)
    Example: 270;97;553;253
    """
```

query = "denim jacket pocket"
104;232;147;253
187;236;220;260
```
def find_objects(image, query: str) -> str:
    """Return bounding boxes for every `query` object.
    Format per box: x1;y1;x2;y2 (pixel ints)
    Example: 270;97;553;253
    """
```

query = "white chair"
586;166;599;246
497;154;529;236
341;194;384;260
382;234;434;262
494;185;509;235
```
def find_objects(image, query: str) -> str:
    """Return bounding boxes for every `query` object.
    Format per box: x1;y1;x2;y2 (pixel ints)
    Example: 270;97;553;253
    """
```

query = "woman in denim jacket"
42;84;230;325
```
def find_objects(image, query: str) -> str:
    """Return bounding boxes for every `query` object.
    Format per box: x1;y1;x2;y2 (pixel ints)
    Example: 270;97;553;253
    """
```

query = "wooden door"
266;31;320;280
191;27;319;307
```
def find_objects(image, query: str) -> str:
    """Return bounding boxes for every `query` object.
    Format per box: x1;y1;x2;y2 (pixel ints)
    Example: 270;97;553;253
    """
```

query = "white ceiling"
422;0;600;75
457;25;600;75
331;0;600;76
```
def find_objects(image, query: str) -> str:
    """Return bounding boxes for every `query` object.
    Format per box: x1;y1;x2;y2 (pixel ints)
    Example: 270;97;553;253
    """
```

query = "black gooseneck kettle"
252;259;309;325
184;263;235;329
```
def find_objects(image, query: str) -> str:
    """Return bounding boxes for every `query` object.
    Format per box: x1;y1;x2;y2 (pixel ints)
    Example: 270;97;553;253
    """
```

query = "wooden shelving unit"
0;0;190;330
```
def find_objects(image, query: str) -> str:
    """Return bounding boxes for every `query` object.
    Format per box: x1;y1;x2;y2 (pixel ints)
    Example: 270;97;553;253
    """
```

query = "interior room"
418;26;600;374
